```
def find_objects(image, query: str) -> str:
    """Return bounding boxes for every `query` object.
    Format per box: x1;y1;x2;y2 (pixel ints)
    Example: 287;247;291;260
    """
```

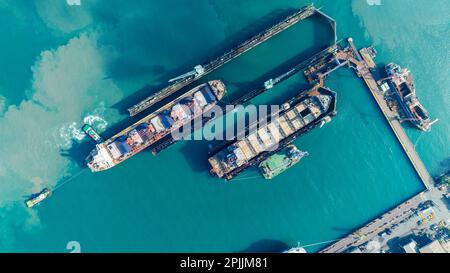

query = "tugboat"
258;145;309;179
25;188;52;208
82;124;103;143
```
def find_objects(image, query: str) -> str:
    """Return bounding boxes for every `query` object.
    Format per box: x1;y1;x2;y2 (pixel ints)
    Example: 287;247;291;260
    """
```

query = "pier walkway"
345;38;434;190
320;193;426;253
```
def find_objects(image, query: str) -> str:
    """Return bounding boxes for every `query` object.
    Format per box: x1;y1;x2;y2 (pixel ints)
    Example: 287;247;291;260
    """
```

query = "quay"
127;5;338;116
315;38;435;252
304;38;434;190
320;193;427;253
345;38;434;190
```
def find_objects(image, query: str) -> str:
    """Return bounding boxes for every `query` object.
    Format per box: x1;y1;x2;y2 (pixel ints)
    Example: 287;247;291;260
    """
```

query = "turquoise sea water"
0;0;448;252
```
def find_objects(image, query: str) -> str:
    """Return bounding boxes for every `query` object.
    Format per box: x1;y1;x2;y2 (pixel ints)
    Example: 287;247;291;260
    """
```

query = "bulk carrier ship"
208;86;337;180
384;63;434;131
87;80;226;172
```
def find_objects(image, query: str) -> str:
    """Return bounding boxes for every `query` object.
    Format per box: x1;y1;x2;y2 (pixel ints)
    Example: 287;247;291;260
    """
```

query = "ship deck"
107;81;222;144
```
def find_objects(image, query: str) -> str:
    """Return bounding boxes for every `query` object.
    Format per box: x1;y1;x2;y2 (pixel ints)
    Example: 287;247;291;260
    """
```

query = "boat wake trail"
58;122;86;148
83;113;108;131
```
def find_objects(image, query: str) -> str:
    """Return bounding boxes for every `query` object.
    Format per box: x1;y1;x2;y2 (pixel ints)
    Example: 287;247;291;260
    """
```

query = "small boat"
258;145;309;179
82;124;103;143
25;188;52;208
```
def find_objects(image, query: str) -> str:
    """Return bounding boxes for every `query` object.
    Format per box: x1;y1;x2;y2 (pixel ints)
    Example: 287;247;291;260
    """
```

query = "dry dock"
305;38;434;190
127;5;338;116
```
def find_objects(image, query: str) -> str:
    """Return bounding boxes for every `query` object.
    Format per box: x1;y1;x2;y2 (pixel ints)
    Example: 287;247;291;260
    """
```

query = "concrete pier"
319;38;435;253
345;38;433;190
320;193;426;253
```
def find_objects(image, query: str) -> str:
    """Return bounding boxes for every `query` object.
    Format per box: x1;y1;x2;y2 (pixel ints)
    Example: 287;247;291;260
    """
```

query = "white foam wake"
83;103;109;131
0;95;6;116
67;0;81;6
57;108;109;149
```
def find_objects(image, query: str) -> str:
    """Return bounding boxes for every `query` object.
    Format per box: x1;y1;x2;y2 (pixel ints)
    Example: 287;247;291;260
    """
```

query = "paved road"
320;193;425;253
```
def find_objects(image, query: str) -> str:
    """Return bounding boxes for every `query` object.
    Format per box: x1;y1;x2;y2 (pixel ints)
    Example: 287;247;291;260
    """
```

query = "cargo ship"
25;188;51;208
258;144;308;179
384;63;433;131
87;80;226;172
208;86;336;180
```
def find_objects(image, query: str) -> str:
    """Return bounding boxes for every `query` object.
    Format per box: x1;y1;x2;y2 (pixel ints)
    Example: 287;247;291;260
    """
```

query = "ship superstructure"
208;86;336;180
384;63;432;131
87;80;226;172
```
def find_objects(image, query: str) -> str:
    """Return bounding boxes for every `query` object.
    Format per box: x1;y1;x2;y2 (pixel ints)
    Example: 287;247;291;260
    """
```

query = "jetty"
304;38;434;190
127;4;338;116
345;38;433;190
303;38;435;252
